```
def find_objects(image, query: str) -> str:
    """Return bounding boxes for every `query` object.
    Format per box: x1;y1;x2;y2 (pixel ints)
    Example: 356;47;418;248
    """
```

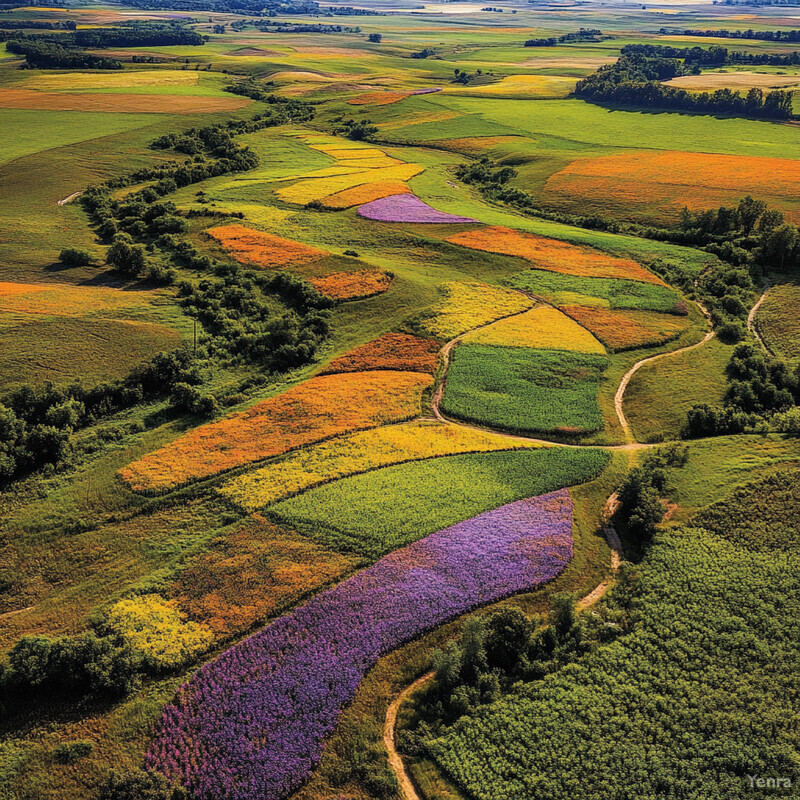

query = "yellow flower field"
320;180;411;209
23;70;202;91
275;163;423;205
219;420;543;511
120;370;433;492
413;281;535;340
0;281;168;317
461;306;606;353
103;594;213;670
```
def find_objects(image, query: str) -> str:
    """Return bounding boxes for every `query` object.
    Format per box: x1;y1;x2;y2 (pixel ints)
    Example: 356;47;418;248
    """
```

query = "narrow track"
384;513;625;800
747;283;771;354
386;300;718;798
57;191;81;206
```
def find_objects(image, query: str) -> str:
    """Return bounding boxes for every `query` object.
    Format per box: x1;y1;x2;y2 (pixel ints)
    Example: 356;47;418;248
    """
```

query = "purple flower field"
357;194;479;224
412;87;442;95
147;490;574;800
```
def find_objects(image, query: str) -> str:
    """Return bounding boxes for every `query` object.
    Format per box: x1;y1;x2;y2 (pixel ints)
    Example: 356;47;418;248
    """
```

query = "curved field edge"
146;481;593;799
288;451;628;800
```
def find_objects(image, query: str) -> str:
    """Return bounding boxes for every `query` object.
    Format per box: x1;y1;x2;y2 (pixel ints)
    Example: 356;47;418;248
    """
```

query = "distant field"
544;150;800;224
408;96;800;160
755;283;800;362
0;109;163;165
0;88;249;114
664;71;800;91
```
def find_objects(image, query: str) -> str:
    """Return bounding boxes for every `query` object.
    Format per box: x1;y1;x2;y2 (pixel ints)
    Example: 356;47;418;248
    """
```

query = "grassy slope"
755;282;800;363
625;337;732;443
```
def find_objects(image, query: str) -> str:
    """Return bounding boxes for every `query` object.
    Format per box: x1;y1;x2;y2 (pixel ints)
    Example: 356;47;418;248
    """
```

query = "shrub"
58;248;93;267
98;768;186;800
53;740;93;764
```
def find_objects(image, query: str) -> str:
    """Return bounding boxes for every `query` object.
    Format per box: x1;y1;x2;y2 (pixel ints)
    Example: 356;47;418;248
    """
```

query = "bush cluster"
0;350;199;484
402;586;638;751
575;52;794;119
617;444;688;540
685;343;800;436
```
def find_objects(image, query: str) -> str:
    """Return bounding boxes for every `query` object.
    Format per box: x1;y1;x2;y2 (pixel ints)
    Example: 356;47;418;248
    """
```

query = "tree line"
118;0;382;15
524;27;603;46
622;41;800;67
574;52;794;119
0;18;76;29
3;21;204;68
661;25;800;41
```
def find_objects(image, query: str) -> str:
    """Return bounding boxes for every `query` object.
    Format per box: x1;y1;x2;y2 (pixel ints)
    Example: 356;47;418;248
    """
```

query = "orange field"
321;333;440;375
207;225;326;270
120;370;433;492
170;515;358;638
0;88;249;114
561;305;690;352
320;181;411;209
348;91;411;106
445;227;666;286
545;151;800;224
309;269;392;300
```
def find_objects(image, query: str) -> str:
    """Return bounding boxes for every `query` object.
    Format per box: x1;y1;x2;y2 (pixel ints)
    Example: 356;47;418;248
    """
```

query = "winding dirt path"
385;299;718;798
384;515;625;800
57;191;81;206
747;283;771;354
614;303;714;444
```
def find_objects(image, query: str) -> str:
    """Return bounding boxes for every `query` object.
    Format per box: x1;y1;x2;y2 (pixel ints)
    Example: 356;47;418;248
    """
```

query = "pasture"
755;283;800;362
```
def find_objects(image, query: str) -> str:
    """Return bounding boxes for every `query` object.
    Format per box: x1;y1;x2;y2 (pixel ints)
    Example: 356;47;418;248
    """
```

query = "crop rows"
147;490;578;800
441;344;608;435
120;371;433;492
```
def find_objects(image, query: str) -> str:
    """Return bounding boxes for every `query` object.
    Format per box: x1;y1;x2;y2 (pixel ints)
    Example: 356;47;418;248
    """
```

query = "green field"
625;337;733;442
268;448;609;558
426;527;800;800
755;283;800;363
405;96;800;160
508;270;685;314
0;109;165;166
441;345;608;435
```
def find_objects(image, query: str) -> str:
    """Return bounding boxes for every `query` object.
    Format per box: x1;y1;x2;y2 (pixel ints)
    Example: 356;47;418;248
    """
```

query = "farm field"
755;283;800;362
1;2;799;800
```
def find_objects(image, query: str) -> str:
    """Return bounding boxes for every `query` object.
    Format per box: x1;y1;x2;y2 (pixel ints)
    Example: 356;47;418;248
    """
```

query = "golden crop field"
461;306;606;353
